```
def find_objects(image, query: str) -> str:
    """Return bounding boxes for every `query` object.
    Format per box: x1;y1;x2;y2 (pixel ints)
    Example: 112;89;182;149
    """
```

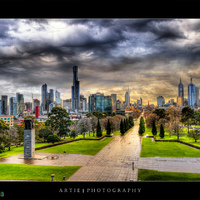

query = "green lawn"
0;143;50;159
141;138;200;157
0;163;81;181
36;137;114;156
138;169;200;181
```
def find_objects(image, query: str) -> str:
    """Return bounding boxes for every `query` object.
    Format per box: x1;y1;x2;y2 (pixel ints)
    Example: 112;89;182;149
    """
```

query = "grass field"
0;143;51;159
0;163;81;181
36;137;114;156
138;169;200;181
141;138;200;157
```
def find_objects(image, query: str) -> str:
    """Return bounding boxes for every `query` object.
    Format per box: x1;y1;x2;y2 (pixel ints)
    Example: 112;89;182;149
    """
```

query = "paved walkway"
138;157;200;173
67;122;142;181
0;153;94;166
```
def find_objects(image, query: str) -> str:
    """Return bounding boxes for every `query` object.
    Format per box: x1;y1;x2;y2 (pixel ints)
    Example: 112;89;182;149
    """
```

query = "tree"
47;107;72;138
152;119;157;136
159;124;165;138
0;119;9;149
39;127;53;142
90;116;97;136
153;109;166;119
146;113;159;128
172;121;184;140
13;123;24;144
86;112;93;118
129;116;134;127
70;130;78;139
96;119;102;137
106;119;111;135
103;111;108;118
47;135;60;144
111;112;116;117
7;126;18;150
181;106;194;133
120;119;125;135
124;118;127;132
76;118;92;138
139;117;145;135
188;129;200;143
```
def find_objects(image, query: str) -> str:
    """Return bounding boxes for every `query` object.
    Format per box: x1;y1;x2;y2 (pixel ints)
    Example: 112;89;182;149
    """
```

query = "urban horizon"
1;19;200;105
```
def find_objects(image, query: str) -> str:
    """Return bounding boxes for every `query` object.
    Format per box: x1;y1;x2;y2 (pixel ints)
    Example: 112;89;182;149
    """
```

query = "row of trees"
120;116;134;135
143;106;200;141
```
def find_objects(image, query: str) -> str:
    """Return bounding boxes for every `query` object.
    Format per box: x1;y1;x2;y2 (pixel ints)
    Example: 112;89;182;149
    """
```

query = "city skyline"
1;19;200;105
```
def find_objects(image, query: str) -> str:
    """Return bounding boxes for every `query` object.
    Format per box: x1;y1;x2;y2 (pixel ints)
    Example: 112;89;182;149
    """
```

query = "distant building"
88;93;112;115
125;88;130;107
71;66;80;112
1;95;8;115
111;94;117;111
32;99;40;114
80;95;87;112
16;93;24;116
49;103;55;113
35;106;39;118
9;97;17;116
41;83;54;112
196;86;199;107
178;78;184;98
116;100;122;110
55;90;62;107
188;78;196;107
63;99;71;111
0;115;14;126
24;102;32;111
177;96;184;107
157;96;165;106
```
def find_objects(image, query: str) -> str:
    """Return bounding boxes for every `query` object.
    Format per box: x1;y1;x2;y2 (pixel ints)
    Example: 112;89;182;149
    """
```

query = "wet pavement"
67;122;142;181
0;153;94;166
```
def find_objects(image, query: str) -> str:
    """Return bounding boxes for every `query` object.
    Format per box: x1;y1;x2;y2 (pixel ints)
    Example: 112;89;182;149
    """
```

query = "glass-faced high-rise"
188;78;196;107
178;78;184;98
71;66;80;111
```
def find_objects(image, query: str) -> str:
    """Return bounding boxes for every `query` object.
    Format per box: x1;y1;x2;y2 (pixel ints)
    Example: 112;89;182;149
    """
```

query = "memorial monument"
24;119;35;158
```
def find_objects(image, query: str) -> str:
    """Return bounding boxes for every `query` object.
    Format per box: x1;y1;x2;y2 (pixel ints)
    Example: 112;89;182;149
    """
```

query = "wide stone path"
138;157;200;173
67;122;142;181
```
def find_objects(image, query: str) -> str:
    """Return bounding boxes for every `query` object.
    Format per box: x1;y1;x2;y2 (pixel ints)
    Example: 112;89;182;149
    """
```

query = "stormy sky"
0;18;200;105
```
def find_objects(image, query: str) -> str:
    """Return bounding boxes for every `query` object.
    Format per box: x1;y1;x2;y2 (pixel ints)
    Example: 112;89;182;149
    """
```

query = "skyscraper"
178;78;184;98
16;93;24;116
1;95;8;115
188;78;196;107
71;66;80;111
9;97;17;116
111;94;117;111
125;88;130;108
41;83;54;112
41;84;47;111
157;96;165;106
55;90;62;107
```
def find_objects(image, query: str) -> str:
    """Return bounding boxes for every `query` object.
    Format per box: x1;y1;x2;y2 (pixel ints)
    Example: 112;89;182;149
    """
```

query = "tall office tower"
24;102;32;111
111;94;117;111
88;93;103;113
9;97;17;116
157;96;165;106
88;93;112;115
196;87;199;107
103;96;112;115
177;96;183;107
188;78;196;107
41;83;47;111
55;90;62;107
80;95;87;112
32;99;40;114
63;99;71;111
178;78;184;98
71;66;80;111
1;95;8;115
41;83;54;112
16;93;25;116
140;97;142;106
125;88;130;108
116;100;122;110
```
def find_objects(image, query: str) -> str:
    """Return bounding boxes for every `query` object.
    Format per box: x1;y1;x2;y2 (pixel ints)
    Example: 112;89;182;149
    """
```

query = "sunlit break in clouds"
1;18;200;105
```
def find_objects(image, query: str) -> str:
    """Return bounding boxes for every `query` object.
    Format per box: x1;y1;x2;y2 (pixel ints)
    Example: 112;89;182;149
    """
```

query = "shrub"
47;135;60;144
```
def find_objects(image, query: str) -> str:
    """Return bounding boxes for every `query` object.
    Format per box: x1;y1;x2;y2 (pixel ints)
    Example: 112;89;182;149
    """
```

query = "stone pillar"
24;119;35;158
